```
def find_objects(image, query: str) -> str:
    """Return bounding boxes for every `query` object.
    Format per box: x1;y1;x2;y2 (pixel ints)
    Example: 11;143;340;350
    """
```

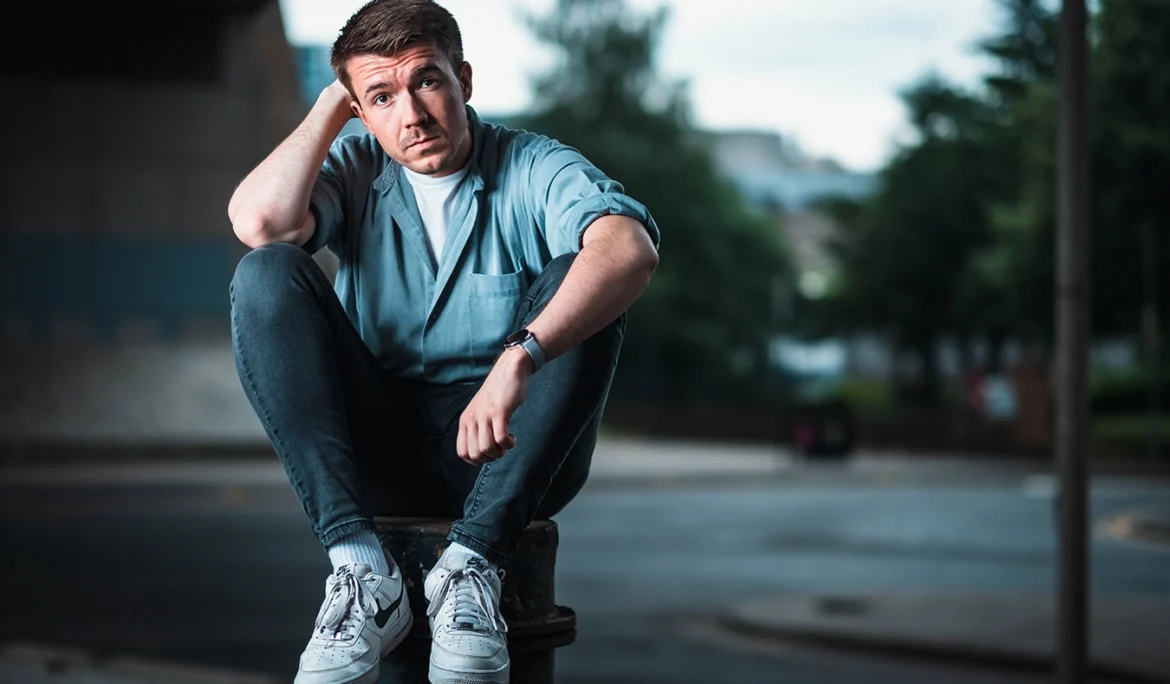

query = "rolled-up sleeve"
302;135;372;255
525;136;660;256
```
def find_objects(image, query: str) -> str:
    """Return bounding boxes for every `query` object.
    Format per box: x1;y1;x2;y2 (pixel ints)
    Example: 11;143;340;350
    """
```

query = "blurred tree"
820;75;995;402
980;0;1058;98
1092;0;1170;456
1093;0;1170;342
814;0;1170;411
960;0;1059;355
973;0;1170;344
515;0;792;404
814;0;1062;397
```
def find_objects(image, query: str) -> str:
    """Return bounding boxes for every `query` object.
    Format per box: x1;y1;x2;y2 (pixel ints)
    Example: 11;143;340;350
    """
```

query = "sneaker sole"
427;659;509;684
305;610;414;684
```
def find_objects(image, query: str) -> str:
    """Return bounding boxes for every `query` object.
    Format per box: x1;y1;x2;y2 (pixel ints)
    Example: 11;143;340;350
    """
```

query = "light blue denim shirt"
303;107;660;384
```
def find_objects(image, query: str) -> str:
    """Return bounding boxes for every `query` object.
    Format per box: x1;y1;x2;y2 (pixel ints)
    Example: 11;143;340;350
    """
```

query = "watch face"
505;329;529;346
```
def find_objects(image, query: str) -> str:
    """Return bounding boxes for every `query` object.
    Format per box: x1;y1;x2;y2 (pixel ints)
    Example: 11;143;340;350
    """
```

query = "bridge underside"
1;0;305;340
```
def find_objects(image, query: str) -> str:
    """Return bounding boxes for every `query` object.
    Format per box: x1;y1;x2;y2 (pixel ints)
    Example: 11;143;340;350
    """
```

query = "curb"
0;440;274;465
717;596;1170;684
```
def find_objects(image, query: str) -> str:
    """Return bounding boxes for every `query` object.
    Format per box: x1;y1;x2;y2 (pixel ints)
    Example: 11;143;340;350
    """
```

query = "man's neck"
450;119;475;174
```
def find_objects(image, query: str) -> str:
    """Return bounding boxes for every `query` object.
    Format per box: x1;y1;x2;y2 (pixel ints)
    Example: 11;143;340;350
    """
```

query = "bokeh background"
1;0;1167;682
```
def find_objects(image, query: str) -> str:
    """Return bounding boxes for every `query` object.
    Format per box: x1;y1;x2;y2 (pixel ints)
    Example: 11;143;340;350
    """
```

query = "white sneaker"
424;553;510;684
295;558;414;684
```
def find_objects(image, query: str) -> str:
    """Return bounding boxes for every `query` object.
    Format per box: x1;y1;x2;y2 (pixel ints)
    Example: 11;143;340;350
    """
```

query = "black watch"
503;328;546;373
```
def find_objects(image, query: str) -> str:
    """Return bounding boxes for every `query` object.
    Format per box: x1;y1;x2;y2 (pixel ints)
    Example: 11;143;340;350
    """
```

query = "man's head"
331;0;473;176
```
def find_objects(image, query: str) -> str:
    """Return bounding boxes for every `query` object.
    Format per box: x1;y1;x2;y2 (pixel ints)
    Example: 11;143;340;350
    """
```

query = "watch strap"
505;329;546;373
519;333;546;372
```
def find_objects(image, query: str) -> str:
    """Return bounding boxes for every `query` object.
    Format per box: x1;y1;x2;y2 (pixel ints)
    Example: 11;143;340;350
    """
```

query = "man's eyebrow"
411;64;444;79
363;81;390;96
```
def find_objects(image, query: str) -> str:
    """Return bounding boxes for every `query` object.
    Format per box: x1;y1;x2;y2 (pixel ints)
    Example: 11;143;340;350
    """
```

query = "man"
226;1;659;682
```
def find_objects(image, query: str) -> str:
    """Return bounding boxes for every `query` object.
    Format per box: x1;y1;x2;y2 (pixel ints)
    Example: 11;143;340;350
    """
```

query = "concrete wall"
0;0;304;340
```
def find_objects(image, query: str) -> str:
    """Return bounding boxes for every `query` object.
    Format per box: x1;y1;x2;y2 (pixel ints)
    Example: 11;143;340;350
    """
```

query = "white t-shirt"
402;162;471;265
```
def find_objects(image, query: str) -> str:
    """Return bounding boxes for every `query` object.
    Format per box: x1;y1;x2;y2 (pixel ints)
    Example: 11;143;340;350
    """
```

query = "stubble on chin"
402;152;448;176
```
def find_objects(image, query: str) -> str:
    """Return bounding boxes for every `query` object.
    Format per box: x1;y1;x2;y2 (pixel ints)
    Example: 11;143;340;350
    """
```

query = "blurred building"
706;130;875;213
0;0;304;343
704;130;879;378
296;44;338;109
704;129;874;292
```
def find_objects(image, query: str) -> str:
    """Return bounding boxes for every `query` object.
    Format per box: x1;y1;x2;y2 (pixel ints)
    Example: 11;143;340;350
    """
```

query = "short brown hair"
330;0;464;94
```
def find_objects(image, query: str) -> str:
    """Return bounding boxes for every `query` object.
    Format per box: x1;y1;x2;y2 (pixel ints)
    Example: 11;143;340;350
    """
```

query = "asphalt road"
2;457;1167;683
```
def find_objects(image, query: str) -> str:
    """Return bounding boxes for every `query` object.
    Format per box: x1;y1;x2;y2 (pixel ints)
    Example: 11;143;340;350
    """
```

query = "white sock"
444;541;491;568
327;529;390;575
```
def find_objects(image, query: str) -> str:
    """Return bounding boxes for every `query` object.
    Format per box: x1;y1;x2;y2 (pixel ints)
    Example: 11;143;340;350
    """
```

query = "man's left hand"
457;347;533;465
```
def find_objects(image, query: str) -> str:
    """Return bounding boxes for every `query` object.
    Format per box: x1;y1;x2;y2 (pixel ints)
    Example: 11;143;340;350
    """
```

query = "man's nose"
403;94;430;127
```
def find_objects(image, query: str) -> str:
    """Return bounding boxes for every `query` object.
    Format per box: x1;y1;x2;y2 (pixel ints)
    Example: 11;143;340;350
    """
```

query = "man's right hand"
322;80;356;118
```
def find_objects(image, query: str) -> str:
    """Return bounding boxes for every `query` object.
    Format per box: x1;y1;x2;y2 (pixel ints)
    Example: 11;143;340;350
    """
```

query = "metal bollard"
374;518;577;684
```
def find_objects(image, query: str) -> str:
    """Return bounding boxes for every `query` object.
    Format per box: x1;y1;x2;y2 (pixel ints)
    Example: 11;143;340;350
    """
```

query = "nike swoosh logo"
374;585;405;629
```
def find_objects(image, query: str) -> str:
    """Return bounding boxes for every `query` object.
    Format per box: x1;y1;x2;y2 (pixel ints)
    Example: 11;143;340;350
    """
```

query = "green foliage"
822;74;998;399
515;0;793;404
830;377;897;417
1090;364;1170;414
1092;0;1170;337
1091;413;1170;461
814;0;1170;402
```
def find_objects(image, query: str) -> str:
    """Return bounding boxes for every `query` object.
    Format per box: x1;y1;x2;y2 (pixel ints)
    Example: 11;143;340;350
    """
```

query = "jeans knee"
522;254;576;318
540;253;576;288
230;243;322;319
232;243;312;291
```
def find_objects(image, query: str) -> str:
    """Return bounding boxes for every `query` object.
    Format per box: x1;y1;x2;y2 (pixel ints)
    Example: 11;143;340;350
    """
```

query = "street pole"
1056;0;1090;683
1142;220;1161;462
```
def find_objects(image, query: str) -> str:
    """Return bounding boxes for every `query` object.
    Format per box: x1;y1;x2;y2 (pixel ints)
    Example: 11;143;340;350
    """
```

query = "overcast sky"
278;0;1004;172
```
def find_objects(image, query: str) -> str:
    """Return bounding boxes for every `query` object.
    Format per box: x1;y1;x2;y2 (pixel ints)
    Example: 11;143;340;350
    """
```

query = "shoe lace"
426;565;508;634
318;566;377;641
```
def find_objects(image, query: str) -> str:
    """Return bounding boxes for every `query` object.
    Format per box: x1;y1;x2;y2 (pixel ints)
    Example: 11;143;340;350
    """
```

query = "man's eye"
420;78;438;89
373;94;389;105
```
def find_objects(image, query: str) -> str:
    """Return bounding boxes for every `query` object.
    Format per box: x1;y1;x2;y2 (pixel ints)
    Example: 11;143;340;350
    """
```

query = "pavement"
0;337;268;448
708;491;1170;683
0;642;278;684
722;594;1170;682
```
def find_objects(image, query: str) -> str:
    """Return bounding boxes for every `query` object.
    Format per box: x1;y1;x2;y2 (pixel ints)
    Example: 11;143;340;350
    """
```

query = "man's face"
346;44;473;177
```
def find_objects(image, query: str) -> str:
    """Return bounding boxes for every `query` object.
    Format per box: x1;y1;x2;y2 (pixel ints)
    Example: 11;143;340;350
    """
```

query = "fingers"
492;416;516;451
458;411;515;466
458;418;485;465
477;419;499;460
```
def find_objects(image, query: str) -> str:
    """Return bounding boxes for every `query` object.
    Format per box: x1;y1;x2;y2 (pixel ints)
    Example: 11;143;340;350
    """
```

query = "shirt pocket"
467;269;526;365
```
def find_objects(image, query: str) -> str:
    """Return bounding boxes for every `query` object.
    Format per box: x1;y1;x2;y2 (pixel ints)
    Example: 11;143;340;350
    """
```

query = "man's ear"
458;61;473;104
350;100;370;131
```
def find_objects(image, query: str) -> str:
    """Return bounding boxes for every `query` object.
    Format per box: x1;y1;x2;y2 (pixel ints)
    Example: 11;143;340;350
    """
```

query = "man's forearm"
523;215;659;365
227;83;353;248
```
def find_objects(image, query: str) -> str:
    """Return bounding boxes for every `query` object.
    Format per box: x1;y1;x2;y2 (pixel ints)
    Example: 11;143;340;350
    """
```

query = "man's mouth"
406;136;439;149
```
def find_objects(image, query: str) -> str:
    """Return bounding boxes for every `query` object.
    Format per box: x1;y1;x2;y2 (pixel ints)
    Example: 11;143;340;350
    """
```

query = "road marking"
1096;509;1170;551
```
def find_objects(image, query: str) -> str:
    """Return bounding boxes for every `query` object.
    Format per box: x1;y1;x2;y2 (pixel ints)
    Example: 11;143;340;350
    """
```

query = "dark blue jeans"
229;243;623;565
